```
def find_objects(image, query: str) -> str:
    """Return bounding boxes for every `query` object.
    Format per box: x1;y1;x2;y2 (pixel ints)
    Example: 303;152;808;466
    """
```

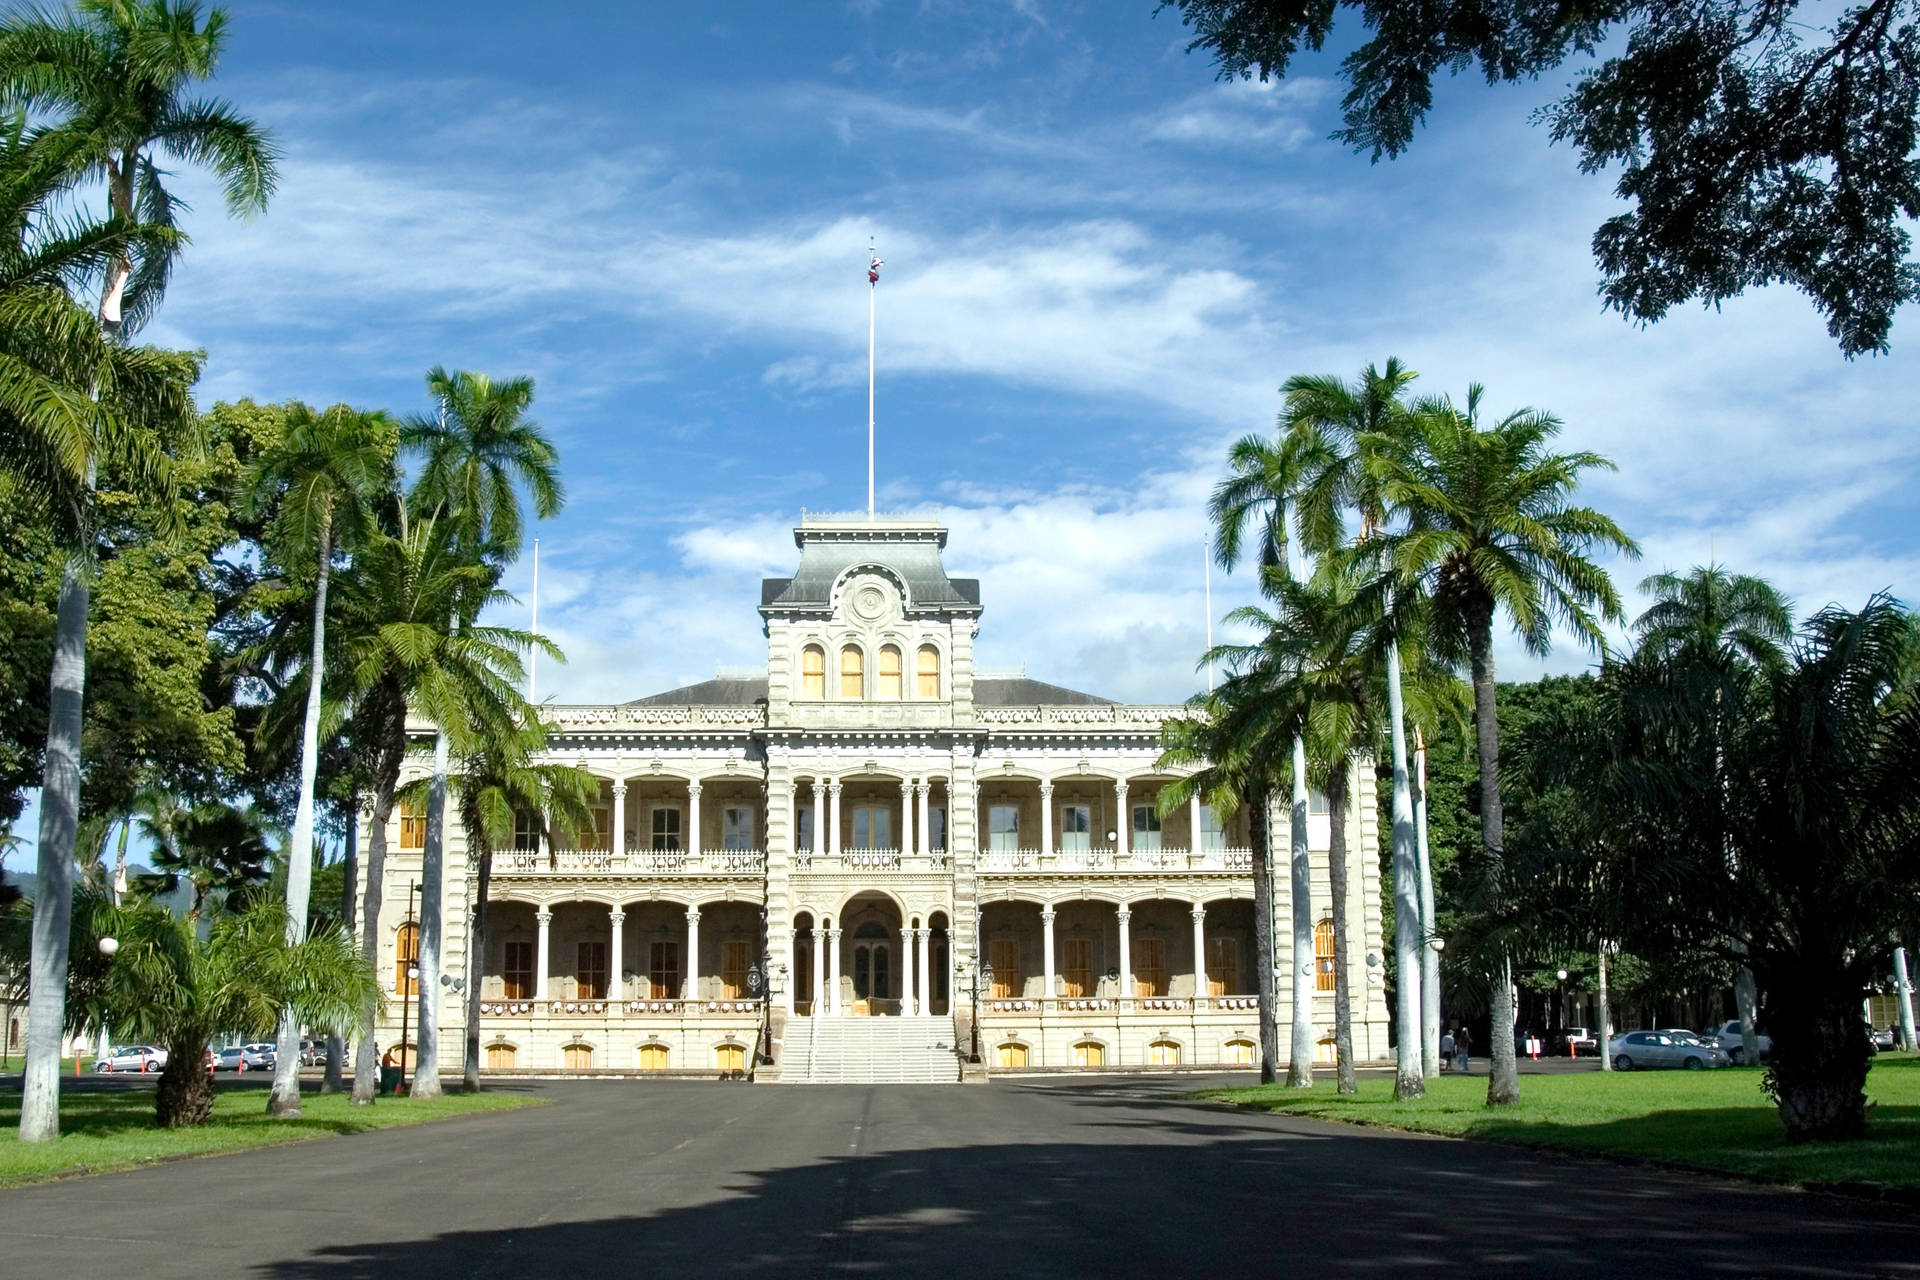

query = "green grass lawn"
0;1085;542;1188
1208;1053;1920;1189
0;1057;81;1075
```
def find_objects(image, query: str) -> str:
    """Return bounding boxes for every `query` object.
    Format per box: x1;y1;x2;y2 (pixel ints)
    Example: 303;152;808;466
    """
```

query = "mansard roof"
625;677;770;707
759;515;982;615
973;676;1114;707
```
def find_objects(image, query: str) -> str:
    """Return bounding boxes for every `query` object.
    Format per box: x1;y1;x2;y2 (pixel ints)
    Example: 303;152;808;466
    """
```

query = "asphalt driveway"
0;1074;1912;1278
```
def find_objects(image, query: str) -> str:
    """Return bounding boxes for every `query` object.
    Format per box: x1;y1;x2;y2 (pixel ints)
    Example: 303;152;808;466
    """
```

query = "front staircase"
782;1016;961;1084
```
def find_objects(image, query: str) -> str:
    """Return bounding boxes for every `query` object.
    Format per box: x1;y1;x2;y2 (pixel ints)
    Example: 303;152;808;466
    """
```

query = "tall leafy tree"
247;403;394;1117
1167;0;1920;355
0;0;273;1143
398;368;561;1100
1376;386;1637;1106
1634;564;1793;1067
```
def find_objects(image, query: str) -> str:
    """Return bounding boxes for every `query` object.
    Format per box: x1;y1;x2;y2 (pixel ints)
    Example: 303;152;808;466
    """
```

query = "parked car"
213;1043;275;1071
242;1041;278;1068
1561;1026;1599;1056
299;1039;320;1066
1871;1026;1896;1052
1657;1028;1712;1046
1705;1019;1773;1065
1608;1030;1730;1071
92;1045;167;1073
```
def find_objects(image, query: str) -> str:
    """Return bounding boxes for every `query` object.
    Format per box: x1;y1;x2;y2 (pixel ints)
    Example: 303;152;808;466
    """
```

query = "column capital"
827;779;843;795
612;780;627;796
1114;778;1130;796
535;909;553;925
811;926;825;939
609;909;626;925
1190;905;1207;922
827;927;843;940
685;905;702;923
1115;906;1132;923
1040;907;1057;923
1038;779;1054;797
687;779;702;796
914;780;930;797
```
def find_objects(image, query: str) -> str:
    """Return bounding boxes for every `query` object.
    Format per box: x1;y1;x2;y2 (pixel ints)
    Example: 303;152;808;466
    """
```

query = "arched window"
916;644;940;698
839;645;864;699
996;1042;1028;1069
399;798;426;850
716;1043;746;1072
800;645;826;699
485;1043;516;1070
1224;1038;1256;1066
1072;1040;1105;1068
1314;919;1337;992
638;1043;669;1070
395;922;419;995
878;644;903;698
563;1043;593;1070
1148;1039;1181;1066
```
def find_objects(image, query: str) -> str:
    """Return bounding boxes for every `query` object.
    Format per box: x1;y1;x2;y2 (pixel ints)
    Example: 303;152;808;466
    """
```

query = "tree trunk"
1466;601;1519;1107
351;715;401;1105
410;728;450;1099
323;797;358;1094
1766;970;1872;1142
1287;735;1315;1088
270;515;333;1118
1327;760;1356;1094
155;1036;216;1128
1597;946;1613;1071
1248;780;1278;1085
20;554;88;1142
1414;733;1440;1078
1385;640;1423;1100
1895;946;1917;1053
463;838;493;1092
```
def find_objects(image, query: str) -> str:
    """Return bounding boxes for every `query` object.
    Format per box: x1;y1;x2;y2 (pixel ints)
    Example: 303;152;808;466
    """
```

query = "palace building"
369;514;1388;1081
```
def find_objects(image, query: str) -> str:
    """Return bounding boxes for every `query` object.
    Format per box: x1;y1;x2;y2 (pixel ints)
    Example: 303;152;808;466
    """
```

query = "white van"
1707;1020;1771;1064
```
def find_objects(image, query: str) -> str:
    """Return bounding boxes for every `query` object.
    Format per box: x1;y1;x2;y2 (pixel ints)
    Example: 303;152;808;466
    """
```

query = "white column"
534;909;552;1002
810;778;825;853
900;925;916;1015
1188;792;1202;856
1117;906;1133;1001
916;781;931;857
1041;907;1057;999
828;780;843;856
1191;905;1208;1004
612;781;627;858
683;906;701;1003
901;780;914;856
827;927;843;1015
687;780;702;860
1039;781;1054;856
811;928;825;1013
1114;780;1130;859
917;927;932;1013
781;781;795;858
608;909;625;1002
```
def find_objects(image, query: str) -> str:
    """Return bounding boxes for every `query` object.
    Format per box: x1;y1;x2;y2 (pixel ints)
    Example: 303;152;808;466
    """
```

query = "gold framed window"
1062;938;1093;998
715;1043;745;1072
639;1044;669;1070
878;644;903;698
1072;1041;1104;1068
839;645;864;699
485;1043;516;1070
996;1042;1028;1068
503;940;533;999
800;644;826;698
1207;936;1238;997
1133;937;1166;997
989;938;1021;999
399;799;426;851
916;645;940;697
720;941;751;999
1315;919;1337;992
395;923;419;995
563;1044;592;1070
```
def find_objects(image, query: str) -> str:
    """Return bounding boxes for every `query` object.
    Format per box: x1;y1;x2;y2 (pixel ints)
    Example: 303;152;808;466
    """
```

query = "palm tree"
398;368;562;1100
431;718;595;1091
1634;563;1793;1067
1376;386;1638;1106
247;403;395;1117
0;0;278;337
131;795;272;919
1208;432;1316;1085
0;0;273;1144
1269;359;1430;1098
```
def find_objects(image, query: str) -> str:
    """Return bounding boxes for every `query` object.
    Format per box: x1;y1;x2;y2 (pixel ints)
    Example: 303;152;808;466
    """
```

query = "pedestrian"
1456;1026;1472;1073
1439;1029;1455;1072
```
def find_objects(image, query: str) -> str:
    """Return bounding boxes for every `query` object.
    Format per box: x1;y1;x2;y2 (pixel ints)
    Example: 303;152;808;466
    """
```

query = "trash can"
380;1065;402;1095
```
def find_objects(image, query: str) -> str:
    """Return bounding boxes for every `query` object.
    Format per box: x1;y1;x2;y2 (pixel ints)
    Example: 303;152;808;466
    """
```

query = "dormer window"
800;644;825;699
878;645;903;699
839;644;865;699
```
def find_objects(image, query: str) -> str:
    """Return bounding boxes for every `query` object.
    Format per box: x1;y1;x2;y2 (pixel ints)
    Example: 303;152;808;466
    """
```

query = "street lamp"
968;959;992;1064
97;936;119;957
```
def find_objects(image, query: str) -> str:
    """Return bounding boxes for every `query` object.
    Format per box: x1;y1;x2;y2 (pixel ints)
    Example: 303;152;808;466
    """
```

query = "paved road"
0;1075;1913;1278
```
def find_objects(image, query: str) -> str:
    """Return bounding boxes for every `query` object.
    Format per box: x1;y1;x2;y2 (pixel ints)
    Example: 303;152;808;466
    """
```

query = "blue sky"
135;0;1920;709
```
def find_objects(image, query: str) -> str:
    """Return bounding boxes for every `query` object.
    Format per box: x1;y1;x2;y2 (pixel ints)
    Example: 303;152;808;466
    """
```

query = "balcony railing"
499;848;766;876
476;998;765;1016
976;847;1253;874
792;849;952;872
979;994;1262;1015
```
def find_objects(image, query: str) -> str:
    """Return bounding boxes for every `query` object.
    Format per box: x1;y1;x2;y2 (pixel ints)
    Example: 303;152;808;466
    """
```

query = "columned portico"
1041;907;1057;997
684;907;702;1002
534;909;552;1001
900;925;917;1015
1191;906;1207;1001
1117;906;1133;1002
609;909;626;1002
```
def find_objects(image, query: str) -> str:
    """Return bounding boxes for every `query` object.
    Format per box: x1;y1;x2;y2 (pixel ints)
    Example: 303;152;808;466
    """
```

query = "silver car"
1609;1030;1730;1071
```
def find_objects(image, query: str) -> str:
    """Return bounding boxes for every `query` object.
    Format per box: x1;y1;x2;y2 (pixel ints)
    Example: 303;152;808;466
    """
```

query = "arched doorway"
837;892;903;1015
852;922;892;1010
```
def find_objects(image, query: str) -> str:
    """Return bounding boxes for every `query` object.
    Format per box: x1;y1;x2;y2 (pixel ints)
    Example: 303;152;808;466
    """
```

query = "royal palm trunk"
1327;759;1356;1094
409;728;451;1099
1465;600;1520;1106
462;837;494;1092
1414;736;1440;1078
270;514;334;1117
1385;639;1423;1099
323;802;358;1093
1287;735;1314;1087
1765;960;1872;1141
156;1033;216;1128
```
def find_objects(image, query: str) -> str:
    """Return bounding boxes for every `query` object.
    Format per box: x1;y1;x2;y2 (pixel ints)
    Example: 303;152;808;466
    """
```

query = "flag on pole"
868;253;883;284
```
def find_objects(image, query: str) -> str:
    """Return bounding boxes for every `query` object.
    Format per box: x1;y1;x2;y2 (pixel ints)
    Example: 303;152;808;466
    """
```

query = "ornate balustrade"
792;850;952;873
498;848;767;877
976;848;1252;875
980;994;1261;1016
477;998;765;1017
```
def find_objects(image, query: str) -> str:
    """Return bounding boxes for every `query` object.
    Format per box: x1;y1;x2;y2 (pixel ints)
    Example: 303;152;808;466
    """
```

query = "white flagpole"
1204;536;1214;692
868;237;877;520
529;538;539;705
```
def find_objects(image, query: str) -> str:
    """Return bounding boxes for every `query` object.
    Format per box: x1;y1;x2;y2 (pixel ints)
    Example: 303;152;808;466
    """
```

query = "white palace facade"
368;514;1388;1081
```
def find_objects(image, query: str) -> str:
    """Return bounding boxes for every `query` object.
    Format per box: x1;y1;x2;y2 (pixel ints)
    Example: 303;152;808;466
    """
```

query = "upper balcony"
497;848;766;877
977;847;1253;875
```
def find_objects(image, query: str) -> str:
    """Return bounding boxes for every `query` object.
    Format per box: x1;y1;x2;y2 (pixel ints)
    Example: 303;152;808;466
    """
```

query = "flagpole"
529;538;539;705
867;237;876;521
1204;536;1214;692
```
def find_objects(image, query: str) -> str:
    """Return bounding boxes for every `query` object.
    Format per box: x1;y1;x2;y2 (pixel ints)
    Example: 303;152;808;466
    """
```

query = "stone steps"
786;1016;959;1084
